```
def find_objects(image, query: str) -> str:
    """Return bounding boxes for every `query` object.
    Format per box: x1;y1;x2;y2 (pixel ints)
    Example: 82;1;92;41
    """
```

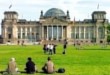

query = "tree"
107;24;110;43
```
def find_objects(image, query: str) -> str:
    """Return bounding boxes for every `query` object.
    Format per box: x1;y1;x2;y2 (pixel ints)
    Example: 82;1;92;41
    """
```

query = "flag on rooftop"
9;4;12;9
73;16;75;24
97;4;99;10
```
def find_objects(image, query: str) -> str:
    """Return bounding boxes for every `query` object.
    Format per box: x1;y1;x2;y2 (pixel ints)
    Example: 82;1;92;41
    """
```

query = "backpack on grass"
58;68;65;73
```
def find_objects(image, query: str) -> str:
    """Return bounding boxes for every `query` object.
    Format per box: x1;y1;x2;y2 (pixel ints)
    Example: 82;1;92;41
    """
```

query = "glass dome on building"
44;8;66;18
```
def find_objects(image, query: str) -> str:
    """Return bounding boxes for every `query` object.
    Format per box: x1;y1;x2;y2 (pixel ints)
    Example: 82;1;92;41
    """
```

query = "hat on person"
11;57;15;62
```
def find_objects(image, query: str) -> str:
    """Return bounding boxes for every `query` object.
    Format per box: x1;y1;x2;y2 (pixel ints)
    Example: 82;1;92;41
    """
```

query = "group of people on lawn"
5;57;55;74
43;43;57;55
4;39;68;75
43;39;68;55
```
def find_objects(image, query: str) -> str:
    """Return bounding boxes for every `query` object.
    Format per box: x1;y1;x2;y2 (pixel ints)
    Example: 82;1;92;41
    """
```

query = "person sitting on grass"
42;57;55;74
6;57;19;75
25;57;37;74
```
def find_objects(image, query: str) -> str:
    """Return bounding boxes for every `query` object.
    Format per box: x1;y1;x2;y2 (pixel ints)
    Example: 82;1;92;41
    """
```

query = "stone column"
30;27;32;42
57;26;58;40
42;26;44;40
30;27;32;33
105;26;107;43
89;31;91;39
12;25;17;43
79;27;81;39
52;26;53;40
67;25;71;40
3;27;7;43
4;27;7;39
47;26;48;40
33;28;35;42
94;26;96;42
74;27;76;39
25;28;27;39
96;26;99;43
62;26;63;39
84;27;86;39
20;27;22;39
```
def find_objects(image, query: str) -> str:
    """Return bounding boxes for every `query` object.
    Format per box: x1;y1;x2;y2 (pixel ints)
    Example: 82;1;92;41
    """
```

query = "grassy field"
0;45;110;75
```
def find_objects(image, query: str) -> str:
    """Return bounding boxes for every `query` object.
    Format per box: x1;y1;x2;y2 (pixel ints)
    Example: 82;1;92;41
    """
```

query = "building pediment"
41;17;68;25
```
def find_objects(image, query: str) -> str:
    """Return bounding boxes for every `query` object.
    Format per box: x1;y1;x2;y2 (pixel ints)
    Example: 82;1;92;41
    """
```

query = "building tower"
92;11;108;43
1;11;18;44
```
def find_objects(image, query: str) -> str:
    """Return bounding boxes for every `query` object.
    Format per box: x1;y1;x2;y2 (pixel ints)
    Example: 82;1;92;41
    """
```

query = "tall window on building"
63;26;66;38
7;27;12;39
80;27;84;39
18;33;20;39
44;26;47;39
22;33;25;39
8;34;12;39
76;26;79;33
36;33;39;41
17;27;20;39
48;26;52;40
7;27;12;33
98;27;105;39
76;27;79;39
76;33;79;39
85;27;89;39
89;27;94;39
27;33;30;39
58;26;62;39
53;26;57;40
32;33;35;42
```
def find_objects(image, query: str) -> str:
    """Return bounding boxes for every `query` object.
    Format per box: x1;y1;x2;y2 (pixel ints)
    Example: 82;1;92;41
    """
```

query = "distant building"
1;8;109;44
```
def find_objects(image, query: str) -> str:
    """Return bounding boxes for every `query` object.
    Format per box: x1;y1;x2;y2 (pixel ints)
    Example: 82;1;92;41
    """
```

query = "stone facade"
1;8;109;44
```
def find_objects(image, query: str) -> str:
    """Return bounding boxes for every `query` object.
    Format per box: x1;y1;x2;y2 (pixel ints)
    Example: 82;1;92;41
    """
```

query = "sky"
0;0;110;34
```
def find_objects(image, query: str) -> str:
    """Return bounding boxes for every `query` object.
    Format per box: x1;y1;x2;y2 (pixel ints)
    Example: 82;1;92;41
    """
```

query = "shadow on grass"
21;71;57;75
80;48;110;50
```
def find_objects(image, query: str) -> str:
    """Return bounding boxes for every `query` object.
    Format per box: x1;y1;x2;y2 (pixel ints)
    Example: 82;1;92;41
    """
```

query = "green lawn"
0;45;110;75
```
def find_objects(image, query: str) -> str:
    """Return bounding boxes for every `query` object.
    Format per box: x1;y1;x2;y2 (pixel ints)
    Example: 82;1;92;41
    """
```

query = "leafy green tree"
107;24;110;42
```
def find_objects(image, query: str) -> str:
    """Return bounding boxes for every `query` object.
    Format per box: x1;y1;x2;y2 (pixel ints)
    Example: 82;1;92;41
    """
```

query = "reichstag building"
1;8;109;44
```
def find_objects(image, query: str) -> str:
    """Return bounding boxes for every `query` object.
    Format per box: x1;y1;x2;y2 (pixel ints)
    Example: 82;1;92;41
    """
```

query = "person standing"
25;57;37;74
53;44;57;54
21;40;24;46
17;40;20;45
63;39;67;54
43;44;47;54
49;44;53;55
46;44;50;52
